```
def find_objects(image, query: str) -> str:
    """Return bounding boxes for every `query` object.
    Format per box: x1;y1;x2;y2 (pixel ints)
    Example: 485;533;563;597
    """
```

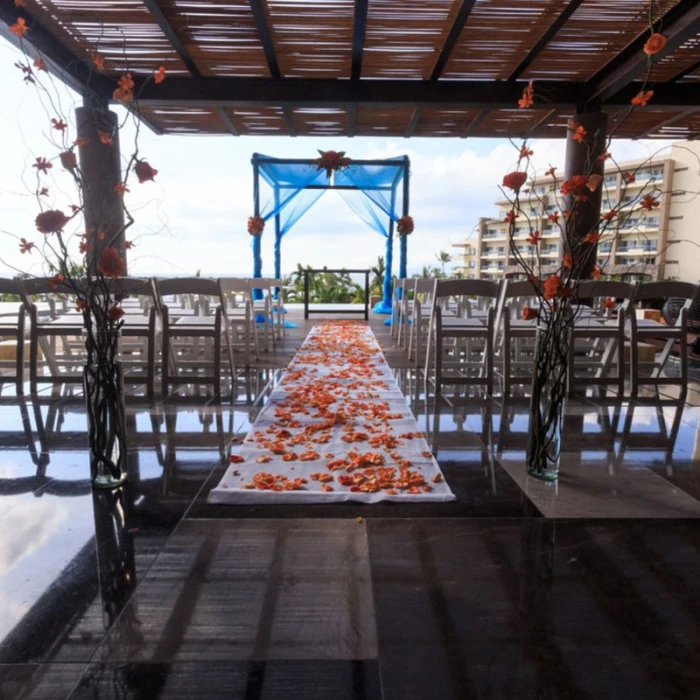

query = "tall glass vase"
526;321;568;481
84;359;128;488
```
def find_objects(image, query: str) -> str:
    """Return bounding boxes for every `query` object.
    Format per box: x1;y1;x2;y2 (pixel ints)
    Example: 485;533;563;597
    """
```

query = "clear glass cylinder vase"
83;359;127;489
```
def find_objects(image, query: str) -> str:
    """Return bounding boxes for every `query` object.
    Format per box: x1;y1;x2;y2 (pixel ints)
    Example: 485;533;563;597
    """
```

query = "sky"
0;40;679;279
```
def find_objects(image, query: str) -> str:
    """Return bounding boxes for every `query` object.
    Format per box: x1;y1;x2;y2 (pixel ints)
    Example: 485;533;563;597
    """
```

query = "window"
604;174;618;186
599;242;612;253
644;217;659;229
469;247;476;255
469;261;476;268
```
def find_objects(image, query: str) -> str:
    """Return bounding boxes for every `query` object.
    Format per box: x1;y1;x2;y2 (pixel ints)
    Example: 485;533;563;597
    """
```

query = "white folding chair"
218;278;259;364
0;278;26;394
390;278;407;339
408;279;438;365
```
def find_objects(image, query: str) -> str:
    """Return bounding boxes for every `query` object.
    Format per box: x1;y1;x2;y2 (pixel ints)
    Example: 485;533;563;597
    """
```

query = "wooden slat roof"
3;0;700;139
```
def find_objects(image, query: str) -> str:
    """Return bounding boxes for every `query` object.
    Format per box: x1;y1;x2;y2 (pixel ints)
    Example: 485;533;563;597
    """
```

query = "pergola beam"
351;0;368;80
430;0;477;80
634;108;697;139
461;108;489;138
667;57;700;83
508;0;584;81
405;107;423;137
591;2;700;102
126;77;700;110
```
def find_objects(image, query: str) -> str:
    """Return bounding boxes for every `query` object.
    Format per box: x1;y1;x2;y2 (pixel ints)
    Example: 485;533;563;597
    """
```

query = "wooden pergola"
2;0;700;140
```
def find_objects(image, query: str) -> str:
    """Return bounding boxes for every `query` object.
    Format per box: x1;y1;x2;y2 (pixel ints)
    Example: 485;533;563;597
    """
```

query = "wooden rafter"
634;108;697;139
405;107;423;137
351;0;368;80
430;0;477;81
461;109;489;138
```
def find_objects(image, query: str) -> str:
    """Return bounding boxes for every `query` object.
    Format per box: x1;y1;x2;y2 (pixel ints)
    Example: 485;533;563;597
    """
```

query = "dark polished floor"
2;313;700;698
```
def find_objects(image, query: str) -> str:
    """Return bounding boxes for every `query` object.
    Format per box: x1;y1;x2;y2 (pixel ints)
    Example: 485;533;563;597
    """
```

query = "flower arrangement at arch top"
247;215;265;236
502;20;670;478
315;149;350;178
397;215;414;236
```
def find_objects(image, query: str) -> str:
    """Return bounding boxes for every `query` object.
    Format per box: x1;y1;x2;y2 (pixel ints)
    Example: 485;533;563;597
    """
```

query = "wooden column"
563;111;608;278
76;100;127;273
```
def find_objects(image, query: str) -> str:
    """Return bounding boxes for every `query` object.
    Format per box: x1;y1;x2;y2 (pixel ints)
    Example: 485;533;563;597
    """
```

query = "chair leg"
161;331;170;398
213;335;221;396
147;333;155;396
630;331;639;397
486;323;493;397
29;327;38;395
15;322;24;395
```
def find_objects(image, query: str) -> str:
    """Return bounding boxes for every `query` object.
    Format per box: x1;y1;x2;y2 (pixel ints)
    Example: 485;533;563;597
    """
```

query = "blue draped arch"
251;153;410;312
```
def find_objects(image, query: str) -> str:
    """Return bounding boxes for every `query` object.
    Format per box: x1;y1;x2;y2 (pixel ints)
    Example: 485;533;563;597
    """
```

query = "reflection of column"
91;484;137;628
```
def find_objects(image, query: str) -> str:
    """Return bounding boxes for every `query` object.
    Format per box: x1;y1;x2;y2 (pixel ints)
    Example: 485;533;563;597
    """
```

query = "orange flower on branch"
561;175;588;196
602;210;616;222
527;230;541;245
33;157;52;174
113;73;135;103
543;275;562;301
643;33;667;57
39;187;49;197
48;273;65;290
19;237;34;254
587;174;602;192
114;182;129;195
519;144;533;159
9;17;29;38
622;171;635;184
397;215;414;235
640;195;659;211
14;0;26;7
98;247;126;278
583;232;601;244
604;298;616;310
548;211;560;224
247;215;265;236
51;118;67;132
591;266;603;280
33;56;46;72
597;151;612;162
98;130;113;145
59;151;77;170
562;253;573;269
567;119;587;143
134;160;157;183
107;306;125;323
124;240;134;249
631;89;654;106
522;306;538;321
545;166;556;177
92;53;105;72
502;171;527;192
14;61;34;83
74;137;89;148
75;298;87;313
504;210;517;224
79;240;92;254
518;80;534;109
35;209;69;233
154;65;166;84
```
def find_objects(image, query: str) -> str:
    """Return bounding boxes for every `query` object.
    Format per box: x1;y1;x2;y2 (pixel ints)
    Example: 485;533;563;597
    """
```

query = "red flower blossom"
69;204;81;212
48;273;64;290
604;298;616;310
602;210;616;222
75;298;87;312
247;216;265;236
597;151;612;162
527;230;541;245
114;182;129;195
545;166;556;177
640;195;659;211
315;150;350;177
9;17;29;38
39;187;49;197
548;212;560;224
504;210;517;224
587;174;602;192
503;171;528;192
567;120;587;143
98;130;113;145
562;253;572;269
519;144;533;159
583;232;601;244
107;306;125;323
51;118;67;132
74;137;89;148
14;61;34;83
14;0;27;7
92;54;105;72
124;240;134;250
543;275;562;301
561;175;588;196
622;171;635;184
154;65;166;84
518;80;534;109
59;151;77;170
591;266;603;280
33;56;46;72
643;33;666;57
397;215;414;235
631;90;654;107
98;248;126;278
134;160;157;183
79;240;92;254
19;237;34;254
33;157;52;174
35;209;69;234
521;306;537;320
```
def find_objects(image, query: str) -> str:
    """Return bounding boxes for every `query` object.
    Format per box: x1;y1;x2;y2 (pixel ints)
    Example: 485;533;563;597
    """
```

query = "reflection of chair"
249;278;277;351
0;278;26;394
19;278;85;394
157;278;233;397
390;278;407;340
627;281;698;396
425;279;500;395
567;280;635;397
408;279;437;364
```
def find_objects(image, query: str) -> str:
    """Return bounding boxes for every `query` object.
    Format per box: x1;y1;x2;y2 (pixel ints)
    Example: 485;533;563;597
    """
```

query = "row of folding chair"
0;276;284;396
391;277;699;398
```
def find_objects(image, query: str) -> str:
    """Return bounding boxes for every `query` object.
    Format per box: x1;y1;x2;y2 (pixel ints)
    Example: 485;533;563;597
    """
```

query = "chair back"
574;280;635;301
101;277;155;299
434;279;500;300
157;277;220;298
218;278;252;310
0;278;21;296
634;281;698;302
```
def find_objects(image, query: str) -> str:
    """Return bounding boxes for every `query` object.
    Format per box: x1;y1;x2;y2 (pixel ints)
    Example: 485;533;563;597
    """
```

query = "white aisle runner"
208;321;456;504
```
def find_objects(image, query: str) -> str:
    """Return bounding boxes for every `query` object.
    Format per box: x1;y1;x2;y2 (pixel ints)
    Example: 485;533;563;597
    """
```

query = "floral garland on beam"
314;150;350;178
247;216;265;236
397;215;414;236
